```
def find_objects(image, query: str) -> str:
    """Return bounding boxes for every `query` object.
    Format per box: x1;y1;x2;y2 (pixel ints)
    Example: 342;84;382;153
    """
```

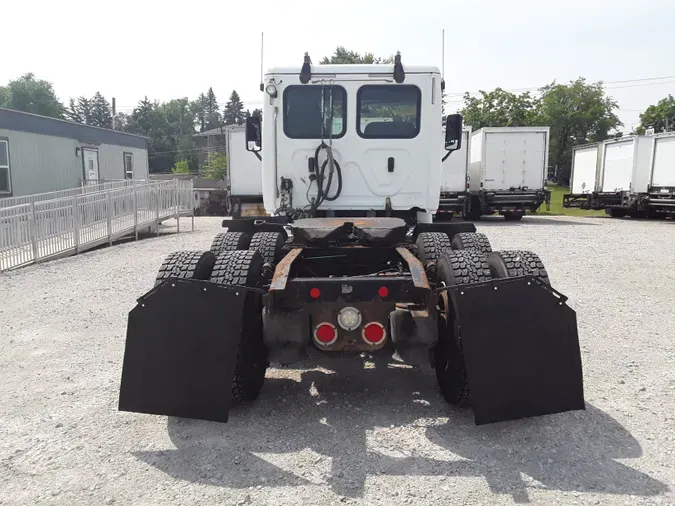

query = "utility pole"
112;97;117;130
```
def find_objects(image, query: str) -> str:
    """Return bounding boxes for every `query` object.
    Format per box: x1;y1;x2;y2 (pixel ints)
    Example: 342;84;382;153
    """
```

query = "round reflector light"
314;323;338;345
309;287;321;299
337;306;362;331
378;286;389;298
362;322;387;345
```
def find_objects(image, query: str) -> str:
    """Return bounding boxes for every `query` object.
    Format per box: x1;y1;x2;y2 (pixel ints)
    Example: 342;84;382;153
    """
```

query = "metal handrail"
0;179;195;272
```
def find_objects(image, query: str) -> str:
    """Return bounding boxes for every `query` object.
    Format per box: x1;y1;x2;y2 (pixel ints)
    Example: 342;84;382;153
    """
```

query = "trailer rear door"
571;146;599;194
601;140;633;192
483;131;546;190
652;135;675;188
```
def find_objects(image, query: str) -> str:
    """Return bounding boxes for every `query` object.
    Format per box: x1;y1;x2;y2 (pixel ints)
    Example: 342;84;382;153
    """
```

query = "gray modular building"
0;107;149;198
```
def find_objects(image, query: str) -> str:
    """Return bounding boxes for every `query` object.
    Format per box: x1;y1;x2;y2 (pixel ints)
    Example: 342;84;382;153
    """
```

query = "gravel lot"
1;215;674;506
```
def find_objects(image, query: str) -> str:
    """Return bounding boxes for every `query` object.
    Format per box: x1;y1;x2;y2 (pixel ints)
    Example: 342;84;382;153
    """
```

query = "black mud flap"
118;278;260;423
449;277;585;425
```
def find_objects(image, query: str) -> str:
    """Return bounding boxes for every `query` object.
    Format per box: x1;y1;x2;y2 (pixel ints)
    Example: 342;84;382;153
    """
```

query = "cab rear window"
357;85;421;139
283;85;346;139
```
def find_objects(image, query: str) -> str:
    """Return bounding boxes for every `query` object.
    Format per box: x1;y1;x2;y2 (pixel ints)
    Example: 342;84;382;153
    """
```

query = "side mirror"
245;116;262;152
444;113;463;151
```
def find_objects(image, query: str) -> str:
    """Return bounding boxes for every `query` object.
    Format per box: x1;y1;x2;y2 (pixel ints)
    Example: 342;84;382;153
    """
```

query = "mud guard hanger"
299;51;406;83
300;53;312;84
393;52;405;83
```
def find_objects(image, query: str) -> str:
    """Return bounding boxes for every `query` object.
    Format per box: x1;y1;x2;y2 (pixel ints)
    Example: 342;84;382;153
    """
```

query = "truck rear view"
117;55;585;428
465;127;551;220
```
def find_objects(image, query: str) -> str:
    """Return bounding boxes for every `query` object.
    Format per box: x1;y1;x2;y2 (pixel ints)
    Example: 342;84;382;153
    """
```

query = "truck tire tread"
450;232;492;255
210;232;251;255
415;232;451;265
249;232;285;265
154;250;216;287
210;250;267;403
434;250;491;406
487;250;550;285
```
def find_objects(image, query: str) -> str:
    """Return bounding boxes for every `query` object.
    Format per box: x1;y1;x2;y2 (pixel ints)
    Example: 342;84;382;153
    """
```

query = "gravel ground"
1;215;674;506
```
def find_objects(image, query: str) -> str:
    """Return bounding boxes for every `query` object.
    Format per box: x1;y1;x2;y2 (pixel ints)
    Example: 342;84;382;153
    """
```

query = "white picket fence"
0;180;194;272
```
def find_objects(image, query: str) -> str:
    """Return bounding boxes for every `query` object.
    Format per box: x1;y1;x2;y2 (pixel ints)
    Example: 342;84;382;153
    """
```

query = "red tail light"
362;322;387;345
377;286;389;298
314;323;337;345
309;287;321;299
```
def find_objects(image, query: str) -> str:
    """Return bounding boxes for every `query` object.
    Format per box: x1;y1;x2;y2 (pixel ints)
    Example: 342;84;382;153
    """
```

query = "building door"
83;148;100;183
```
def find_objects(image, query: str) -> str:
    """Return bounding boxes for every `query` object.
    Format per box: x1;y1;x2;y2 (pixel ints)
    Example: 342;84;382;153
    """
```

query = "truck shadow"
134;358;668;502
465;216;603;227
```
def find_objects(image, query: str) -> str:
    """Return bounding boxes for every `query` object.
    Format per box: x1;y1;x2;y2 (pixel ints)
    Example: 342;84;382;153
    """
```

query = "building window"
283;85;346;139
357;85;421;139
124;152;134;179
0;138;11;195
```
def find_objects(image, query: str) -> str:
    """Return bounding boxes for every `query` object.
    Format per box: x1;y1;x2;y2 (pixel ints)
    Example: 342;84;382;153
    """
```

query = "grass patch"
534;184;606;217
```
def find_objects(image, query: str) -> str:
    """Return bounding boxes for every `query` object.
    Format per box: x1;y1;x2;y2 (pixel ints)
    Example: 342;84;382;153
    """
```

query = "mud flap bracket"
448;276;585;425
119;278;261;423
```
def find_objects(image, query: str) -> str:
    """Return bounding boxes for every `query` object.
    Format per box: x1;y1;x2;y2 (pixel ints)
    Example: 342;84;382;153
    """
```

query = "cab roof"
265;64;440;76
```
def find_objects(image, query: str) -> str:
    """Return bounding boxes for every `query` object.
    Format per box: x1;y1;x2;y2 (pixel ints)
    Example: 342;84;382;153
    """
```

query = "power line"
444;75;675;98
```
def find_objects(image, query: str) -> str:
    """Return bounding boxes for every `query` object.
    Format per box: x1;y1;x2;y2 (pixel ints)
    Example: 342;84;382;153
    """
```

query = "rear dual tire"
210;250;268;403
210;231;251;255
154;250;216;287
433;250;492;406
153;248;268;405
432;248;549;407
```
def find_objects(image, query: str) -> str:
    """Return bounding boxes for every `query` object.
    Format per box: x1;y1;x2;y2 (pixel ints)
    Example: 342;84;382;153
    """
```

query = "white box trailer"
636;132;675;216
225;125;267;218
562;143;601;210
437;127;471;218
646;132;675;190
593;133;675;217
466;126;550;220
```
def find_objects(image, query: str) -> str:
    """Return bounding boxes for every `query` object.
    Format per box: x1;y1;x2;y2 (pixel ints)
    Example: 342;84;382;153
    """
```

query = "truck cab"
245;56;460;223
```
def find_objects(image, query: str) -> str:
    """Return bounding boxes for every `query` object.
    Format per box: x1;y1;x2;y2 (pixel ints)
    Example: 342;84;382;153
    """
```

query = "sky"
3;0;675;133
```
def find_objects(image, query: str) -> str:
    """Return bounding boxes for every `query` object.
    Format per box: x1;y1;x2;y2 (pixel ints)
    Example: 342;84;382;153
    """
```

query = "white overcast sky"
4;0;675;132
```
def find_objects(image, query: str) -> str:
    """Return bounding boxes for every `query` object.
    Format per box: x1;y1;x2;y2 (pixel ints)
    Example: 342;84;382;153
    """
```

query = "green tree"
538;77;621;181
201;152;227;180
320;46;394;64
171;160;191;174
125;96;157;135
66;97;91;124
89;92;112;128
636;94;675;134
192;93;207;132
114;111;129;131
0;73;65;118
176;134;199;172
204;87;222;130
223;90;245;125
245;108;263;121
460;88;541;129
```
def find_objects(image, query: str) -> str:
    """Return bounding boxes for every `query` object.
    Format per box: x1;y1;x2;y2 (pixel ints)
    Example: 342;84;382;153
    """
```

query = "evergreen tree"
90;92;112;128
223;90;245;125
204;87;222;130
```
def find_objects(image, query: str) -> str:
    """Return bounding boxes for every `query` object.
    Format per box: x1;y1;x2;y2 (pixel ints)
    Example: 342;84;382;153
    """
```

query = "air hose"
313;142;343;207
